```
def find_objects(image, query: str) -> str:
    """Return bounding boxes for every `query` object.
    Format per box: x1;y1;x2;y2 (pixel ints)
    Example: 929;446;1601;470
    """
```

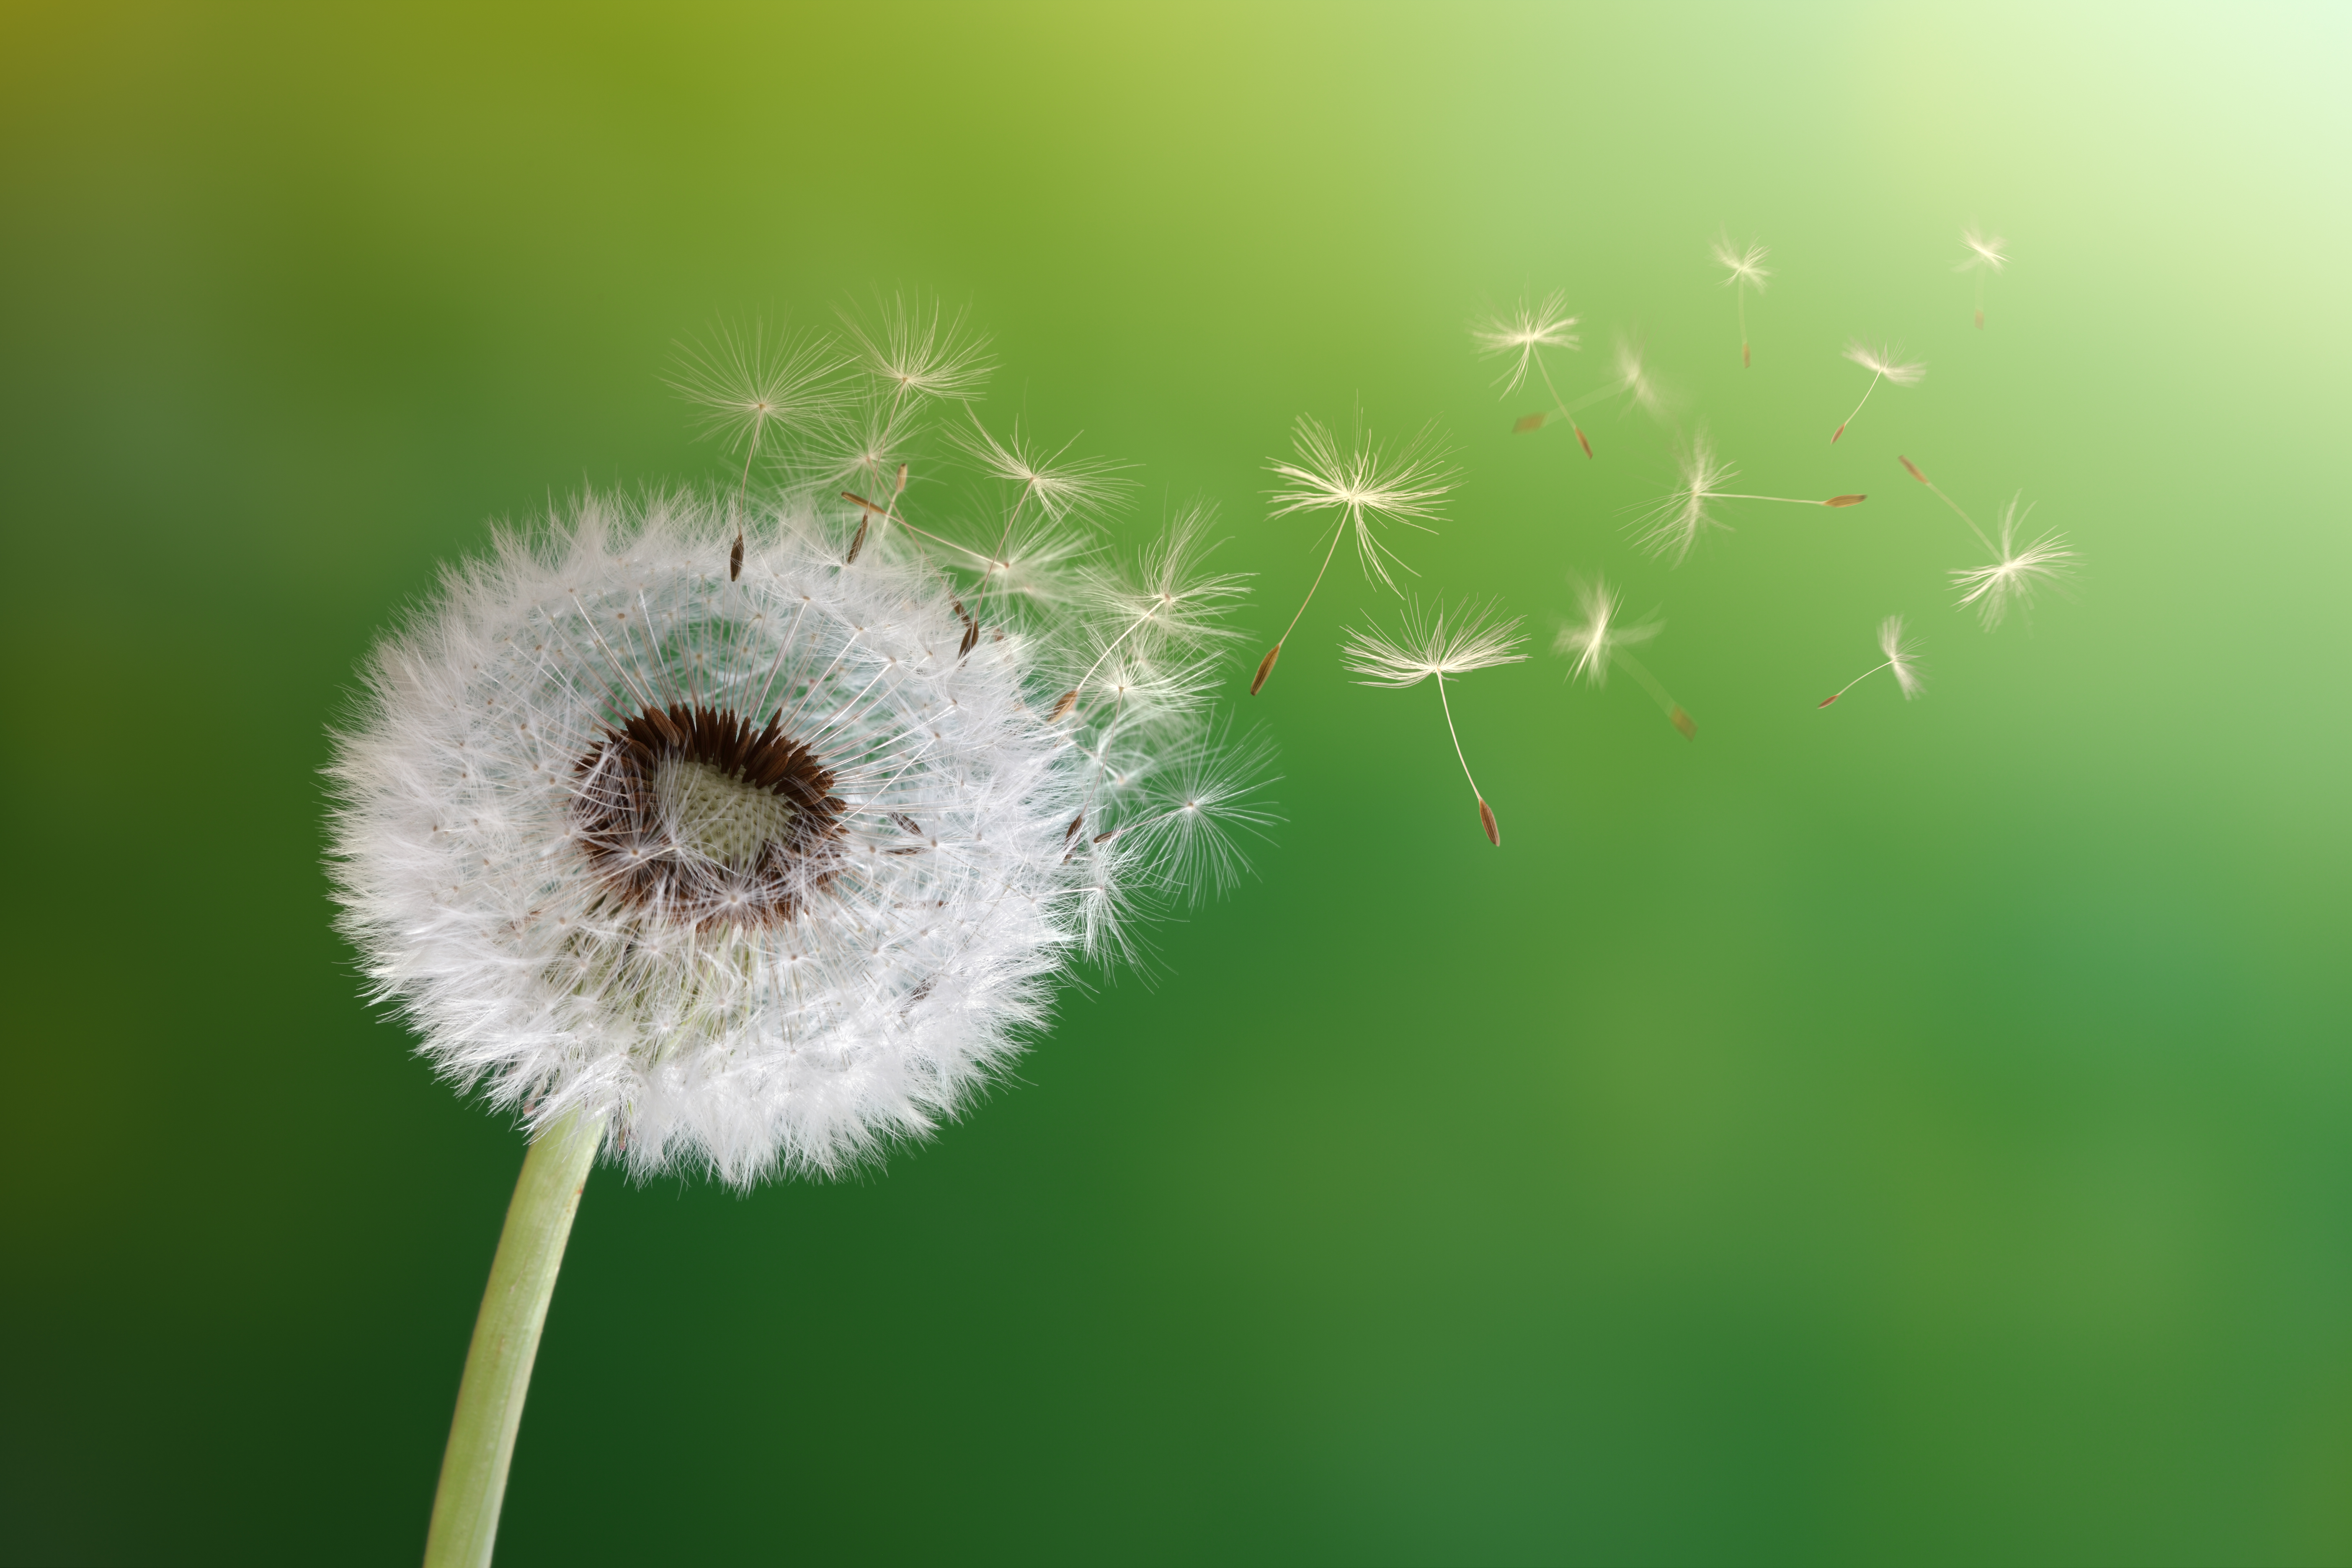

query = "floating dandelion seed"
1554;574;1695;738
842;291;994;406
1832;342;1926;443
1250;415;1457;695
957;413;1134;533
1955;226;2009;329
955;413;1135;622
1474;291;1591;457
1607;335;1671;421
1634;429;1868;565
1952;496;2073;629
1712;235;1771;367
1341;599;1527;844
1055;508;1253;723
815;296;992;513
671;323;848;578
1818;615;1925;707
338;330;1270;1568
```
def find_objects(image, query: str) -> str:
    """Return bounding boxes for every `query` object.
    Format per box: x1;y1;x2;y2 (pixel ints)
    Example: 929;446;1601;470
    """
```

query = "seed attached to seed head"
1049;690;1079;722
1063;813;1084;843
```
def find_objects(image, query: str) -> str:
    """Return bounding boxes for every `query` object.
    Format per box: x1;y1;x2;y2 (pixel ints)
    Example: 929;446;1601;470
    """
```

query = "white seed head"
1472;291;1581;392
1268;415;1457;595
1956;226;2009;274
955;414;1136;526
670;324;849;458
1843;340;1927;386
1553;575;1661;687
1080;505;1252;658
1951;497;2073;629
1712;235;1771;290
842;292;994;405
1878;614;1926;698
330;447;1264;1189
1613;336;1671;417
1341;598;1528;687
1634;429;1736;564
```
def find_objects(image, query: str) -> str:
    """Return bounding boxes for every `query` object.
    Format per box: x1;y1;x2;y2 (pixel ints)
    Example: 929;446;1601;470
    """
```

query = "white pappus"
329;343;1270;1188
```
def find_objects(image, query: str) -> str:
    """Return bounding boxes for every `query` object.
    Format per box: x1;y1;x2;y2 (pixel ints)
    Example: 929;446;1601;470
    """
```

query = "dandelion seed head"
330;364;1264;1188
1081;505;1251;656
1553;575;1661;687
671;325;848;457
1951;497;2073;629
956;415;1136;526
1843;341;1927;386
1613;337;1671;416
1713;236;1771;291
1472;291;1581;392
843;293;994;404
1267;416;1457;595
1957;227;2009;274
1633;429;1735;564
1341;598;1527;687
1878;614;1926;699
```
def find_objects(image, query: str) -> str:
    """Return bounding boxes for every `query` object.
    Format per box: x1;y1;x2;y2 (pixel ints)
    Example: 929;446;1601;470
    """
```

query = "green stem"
423;1109;606;1568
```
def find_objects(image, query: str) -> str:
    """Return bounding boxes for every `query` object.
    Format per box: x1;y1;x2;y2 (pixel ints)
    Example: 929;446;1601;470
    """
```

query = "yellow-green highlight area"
2;3;2347;1563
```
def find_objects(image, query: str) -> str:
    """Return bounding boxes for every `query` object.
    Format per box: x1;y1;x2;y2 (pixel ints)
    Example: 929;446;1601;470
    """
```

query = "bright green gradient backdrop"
3;4;2347;1564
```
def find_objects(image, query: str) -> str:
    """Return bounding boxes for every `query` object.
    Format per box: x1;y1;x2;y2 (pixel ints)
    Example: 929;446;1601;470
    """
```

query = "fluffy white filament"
331;485;1258;1186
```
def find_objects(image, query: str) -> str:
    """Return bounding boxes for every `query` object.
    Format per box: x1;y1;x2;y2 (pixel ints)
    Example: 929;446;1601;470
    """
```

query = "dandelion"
1818;615;1925;707
1952;496;2073;628
957;413;1134;536
1554;574;1696;738
671;322;848;578
335;336;1267;1567
1341;599;1527;844
1250;415;1457;695
1955;225;2008;328
1831;341;1926;443
842;291;994;406
1634;428;1868;565
1712;234;1771;366
1474;291;1591;457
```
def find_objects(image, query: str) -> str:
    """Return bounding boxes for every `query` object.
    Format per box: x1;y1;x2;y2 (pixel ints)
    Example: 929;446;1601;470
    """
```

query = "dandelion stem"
1898;460;1997;553
1434;674;1483;804
424;1109;605;1568
1737;288;1750;368
1614;651;1697;738
1262;517;1351;675
1534;359;1593;457
1834;374;1882;442
1820;659;1892;707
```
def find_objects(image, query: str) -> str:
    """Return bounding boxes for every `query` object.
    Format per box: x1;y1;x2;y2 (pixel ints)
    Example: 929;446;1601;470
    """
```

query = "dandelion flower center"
573;701;844;928
656;756;801;867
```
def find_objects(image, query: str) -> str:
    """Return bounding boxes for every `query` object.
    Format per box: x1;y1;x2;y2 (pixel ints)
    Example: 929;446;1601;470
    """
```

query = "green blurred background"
3;3;2348;1563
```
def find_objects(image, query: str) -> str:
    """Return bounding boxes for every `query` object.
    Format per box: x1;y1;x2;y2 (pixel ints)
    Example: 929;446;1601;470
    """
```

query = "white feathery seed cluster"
330;319;1268;1186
